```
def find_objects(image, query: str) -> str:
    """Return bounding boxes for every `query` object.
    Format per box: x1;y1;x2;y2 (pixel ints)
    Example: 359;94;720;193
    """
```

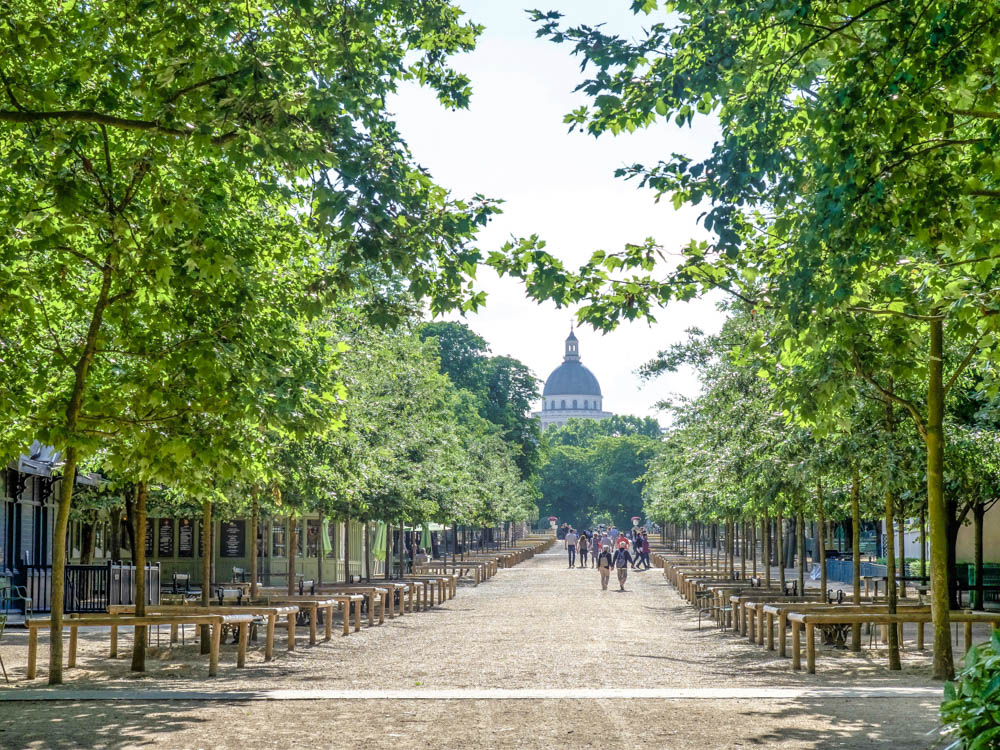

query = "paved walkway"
0;546;946;748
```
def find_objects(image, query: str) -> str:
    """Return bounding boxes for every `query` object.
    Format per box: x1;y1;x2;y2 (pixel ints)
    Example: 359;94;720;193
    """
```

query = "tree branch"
943;332;985;396
0;109;239;145
852;346;927;439
849;306;943;321
953;108;1000;120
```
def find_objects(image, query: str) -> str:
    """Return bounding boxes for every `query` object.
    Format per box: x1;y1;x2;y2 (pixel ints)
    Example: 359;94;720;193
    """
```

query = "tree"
0;1;500;683
495;1;1000;680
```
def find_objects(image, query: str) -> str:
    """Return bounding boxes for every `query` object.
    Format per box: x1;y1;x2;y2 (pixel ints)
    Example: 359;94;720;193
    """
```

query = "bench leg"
917;621;924;650
209;622;221;677
27;627;37;680
367;595;374;627
806;624;816;674
379;593;386;624
342;603;350;636
237;623;248;668
69;626;77;669
309;608;317;645
265;616;275;662
170;623;179;644
110;625;118;659
778;614;787;657
354;601;360;632
325;605;333;641
965;621;973;653
287;613;295;651
767;613;774;650
791;623;801;671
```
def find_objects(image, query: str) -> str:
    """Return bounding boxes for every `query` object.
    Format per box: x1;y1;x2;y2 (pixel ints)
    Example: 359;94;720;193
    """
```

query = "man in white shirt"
564;528;578;568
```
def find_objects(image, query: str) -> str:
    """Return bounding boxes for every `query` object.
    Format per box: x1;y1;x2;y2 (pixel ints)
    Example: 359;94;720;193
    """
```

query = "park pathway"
1;544;945;748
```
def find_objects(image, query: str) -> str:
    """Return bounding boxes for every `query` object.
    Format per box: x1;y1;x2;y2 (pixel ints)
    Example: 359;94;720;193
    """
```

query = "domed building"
533;328;613;431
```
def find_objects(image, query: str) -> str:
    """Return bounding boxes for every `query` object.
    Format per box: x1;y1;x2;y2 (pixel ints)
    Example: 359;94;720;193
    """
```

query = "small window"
584;400;588;409
561;400;566;409
572;399;577;409
272;524;286;557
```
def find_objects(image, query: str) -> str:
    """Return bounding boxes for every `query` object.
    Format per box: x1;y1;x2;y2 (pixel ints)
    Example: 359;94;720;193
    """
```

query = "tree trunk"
763;512;771;588
899;499;907;599
365;522;372;581
740;521;747;579
751;521;757;577
398;522;405;577
777;509;786;590
200;498;212;654
344;517;351;583
885;489;901;670
110;512;121;562
851;466;862;652
797;511;805;597
47;250;114;685
974;503;985;611
920;506;927;581
286;515;295;595
249;486;259;598
80;516;96;565
131;481;148;672
927;316;954;680
385;523;392;580
817;478;827;599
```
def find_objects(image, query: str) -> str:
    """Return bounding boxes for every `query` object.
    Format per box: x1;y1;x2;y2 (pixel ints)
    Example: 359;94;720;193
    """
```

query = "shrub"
940;631;1000;749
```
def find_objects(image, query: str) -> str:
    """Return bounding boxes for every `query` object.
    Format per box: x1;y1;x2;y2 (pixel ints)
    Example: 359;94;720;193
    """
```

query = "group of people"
563;526;652;591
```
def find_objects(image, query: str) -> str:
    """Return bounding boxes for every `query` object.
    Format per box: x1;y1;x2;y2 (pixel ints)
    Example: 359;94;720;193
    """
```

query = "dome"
543;361;602;397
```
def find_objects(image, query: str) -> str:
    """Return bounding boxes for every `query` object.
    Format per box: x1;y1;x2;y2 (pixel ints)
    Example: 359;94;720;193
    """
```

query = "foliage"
418;322;542;478
941;632;1000;749
537;416;659;529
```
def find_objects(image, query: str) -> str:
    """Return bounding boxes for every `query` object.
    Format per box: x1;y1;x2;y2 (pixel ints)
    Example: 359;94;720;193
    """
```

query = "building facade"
533;329;613;431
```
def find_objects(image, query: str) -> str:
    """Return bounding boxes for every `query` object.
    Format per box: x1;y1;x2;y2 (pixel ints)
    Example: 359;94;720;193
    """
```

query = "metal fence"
825;559;887;584
22;562;160;613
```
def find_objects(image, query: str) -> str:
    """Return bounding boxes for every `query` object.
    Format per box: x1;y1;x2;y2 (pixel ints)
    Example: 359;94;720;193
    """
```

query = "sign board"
158;518;174;557
220;520;245;558
177;519;195;558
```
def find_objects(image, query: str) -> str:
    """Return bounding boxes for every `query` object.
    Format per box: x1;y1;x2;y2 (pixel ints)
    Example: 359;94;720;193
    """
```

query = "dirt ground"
0;546;954;748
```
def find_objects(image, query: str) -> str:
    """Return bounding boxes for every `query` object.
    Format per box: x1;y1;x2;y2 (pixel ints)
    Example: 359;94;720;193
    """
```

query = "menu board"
144;521;154;555
177;519;195;558
158;518;174;557
220;520;245;558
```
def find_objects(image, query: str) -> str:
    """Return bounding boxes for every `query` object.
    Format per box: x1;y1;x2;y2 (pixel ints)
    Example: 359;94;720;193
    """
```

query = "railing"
825;559;887;585
21;562;160;613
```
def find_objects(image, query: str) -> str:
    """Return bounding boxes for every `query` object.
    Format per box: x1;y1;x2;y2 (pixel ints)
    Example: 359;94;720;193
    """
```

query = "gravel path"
0;546;948;747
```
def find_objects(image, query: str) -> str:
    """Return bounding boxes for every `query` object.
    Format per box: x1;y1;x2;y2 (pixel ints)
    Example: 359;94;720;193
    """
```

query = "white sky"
389;1;725;419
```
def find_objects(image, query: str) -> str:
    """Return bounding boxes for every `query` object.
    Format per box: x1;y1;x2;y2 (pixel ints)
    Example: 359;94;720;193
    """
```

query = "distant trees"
538;416;660;529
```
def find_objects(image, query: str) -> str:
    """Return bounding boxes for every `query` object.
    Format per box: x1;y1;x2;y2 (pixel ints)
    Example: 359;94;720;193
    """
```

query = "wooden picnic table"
107;603;298;662
787;609;1000;674
762;601;926;658
414;561;486;586
259;595;351;642
26;612;255;679
728;593;823;643
316;585;388;626
401;575;455;605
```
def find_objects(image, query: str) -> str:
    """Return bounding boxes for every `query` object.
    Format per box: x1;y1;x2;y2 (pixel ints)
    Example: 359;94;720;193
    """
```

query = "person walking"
591;532;602;568
578;531;589;568
565;527;578;568
639;532;651;570
597;544;613;590
612;541;634;591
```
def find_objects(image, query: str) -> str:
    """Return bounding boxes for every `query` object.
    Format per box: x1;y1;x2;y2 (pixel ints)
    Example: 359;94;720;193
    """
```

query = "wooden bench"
787;609;1000;674
26;613;256;679
107;603;298;661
